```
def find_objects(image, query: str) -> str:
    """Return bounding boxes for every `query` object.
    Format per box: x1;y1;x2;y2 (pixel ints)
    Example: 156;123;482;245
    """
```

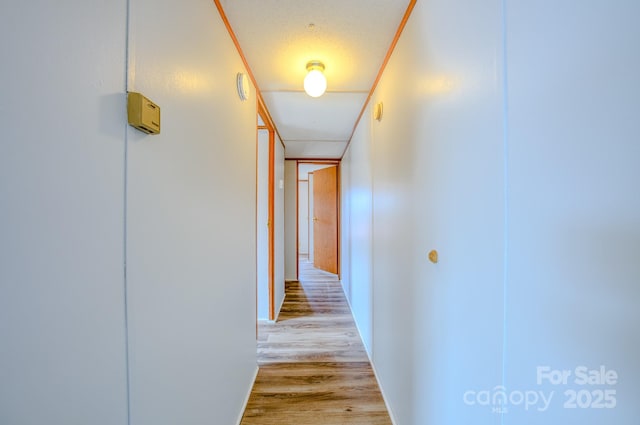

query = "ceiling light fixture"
303;61;327;98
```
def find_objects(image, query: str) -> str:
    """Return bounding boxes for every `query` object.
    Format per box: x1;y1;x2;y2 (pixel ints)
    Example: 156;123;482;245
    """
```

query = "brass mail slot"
127;92;160;134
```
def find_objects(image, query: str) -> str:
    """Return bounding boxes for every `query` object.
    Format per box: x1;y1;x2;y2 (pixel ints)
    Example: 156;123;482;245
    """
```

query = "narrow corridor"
240;258;392;424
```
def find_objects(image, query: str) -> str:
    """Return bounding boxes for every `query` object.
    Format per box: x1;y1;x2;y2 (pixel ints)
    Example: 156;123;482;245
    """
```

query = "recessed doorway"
297;161;340;277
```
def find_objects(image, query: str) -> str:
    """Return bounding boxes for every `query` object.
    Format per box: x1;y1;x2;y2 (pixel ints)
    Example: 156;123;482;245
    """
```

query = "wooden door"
312;166;338;274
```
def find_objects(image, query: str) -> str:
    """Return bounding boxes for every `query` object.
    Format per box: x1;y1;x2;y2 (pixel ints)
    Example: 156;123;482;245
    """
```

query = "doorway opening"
257;109;275;322
296;161;340;279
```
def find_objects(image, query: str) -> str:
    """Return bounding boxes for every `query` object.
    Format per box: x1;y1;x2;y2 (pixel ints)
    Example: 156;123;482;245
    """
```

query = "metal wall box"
127;92;160;134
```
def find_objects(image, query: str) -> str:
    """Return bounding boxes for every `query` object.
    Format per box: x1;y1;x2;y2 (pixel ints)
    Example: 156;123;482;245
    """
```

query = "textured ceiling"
220;0;412;159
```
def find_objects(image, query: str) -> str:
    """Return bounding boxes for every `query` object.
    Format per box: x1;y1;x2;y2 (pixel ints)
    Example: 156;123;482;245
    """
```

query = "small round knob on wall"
428;250;438;264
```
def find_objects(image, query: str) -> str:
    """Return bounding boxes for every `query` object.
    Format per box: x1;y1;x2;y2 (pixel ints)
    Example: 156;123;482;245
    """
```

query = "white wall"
1;1;259;424
126;1;257;424
342;0;640;424
284;160;298;281
340;158;351;301
274;138;286;316
341;105;374;354
258;133;285;320
504;1;640;423
256;130;269;320
0;1;129;424
308;173;315;263
298;181;309;254
257;130;269;319
369;1;505;423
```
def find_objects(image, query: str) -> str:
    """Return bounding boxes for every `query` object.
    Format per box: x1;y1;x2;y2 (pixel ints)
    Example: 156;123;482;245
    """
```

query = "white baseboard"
257;283;288;323
235;365;259;425
368;353;399;425
274;291;286;321
339;282;399;425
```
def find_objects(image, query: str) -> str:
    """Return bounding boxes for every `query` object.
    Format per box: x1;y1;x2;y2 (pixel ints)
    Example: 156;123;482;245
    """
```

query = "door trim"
296;160;341;280
258;104;276;321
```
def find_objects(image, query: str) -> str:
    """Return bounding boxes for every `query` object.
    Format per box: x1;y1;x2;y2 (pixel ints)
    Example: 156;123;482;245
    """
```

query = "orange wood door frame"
257;106;276;322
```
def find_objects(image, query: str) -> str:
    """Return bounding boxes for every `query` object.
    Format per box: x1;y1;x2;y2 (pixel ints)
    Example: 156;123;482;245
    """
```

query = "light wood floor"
240;258;392;425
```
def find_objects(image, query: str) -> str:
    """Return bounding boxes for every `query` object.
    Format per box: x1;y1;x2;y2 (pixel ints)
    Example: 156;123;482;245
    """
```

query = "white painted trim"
367;350;399;425
274;290;287;321
340;284;369;357
340;282;398;425
235;365;259;425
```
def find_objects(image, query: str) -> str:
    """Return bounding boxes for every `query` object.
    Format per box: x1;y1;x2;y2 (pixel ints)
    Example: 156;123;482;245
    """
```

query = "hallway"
3;0;639;424
240;258;392;424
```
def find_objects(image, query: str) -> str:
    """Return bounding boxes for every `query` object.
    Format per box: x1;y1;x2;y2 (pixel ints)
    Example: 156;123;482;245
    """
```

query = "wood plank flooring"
240;258;392;425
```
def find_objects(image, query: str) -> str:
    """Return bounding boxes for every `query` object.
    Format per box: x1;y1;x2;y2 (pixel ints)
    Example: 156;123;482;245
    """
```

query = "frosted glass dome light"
303;61;327;98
